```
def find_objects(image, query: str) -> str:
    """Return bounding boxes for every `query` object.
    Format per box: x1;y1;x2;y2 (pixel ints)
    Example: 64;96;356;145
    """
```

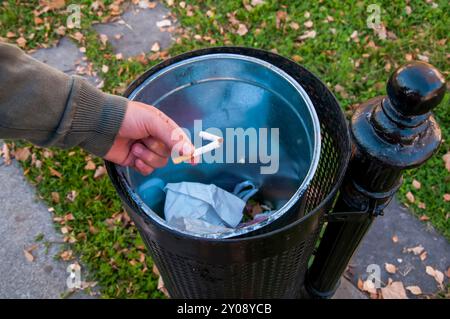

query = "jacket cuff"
70;77;128;157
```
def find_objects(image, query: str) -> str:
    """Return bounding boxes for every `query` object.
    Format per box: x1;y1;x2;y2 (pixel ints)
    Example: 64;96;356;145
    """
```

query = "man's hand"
104;101;193;176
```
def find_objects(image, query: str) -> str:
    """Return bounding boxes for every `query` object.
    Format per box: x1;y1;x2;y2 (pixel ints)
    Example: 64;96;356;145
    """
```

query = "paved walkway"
0;1;447;299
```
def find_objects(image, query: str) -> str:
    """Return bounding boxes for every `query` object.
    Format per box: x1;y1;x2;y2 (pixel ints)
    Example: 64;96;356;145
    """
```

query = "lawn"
1;0;448;298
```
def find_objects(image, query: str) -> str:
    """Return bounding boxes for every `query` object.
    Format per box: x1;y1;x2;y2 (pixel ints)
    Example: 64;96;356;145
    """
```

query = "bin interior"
118;54;321;237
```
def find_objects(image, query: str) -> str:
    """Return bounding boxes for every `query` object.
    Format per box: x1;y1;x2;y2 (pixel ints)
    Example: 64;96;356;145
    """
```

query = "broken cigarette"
172;131;223;164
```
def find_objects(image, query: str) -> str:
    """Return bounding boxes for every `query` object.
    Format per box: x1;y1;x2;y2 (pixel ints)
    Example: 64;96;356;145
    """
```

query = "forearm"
0;42;128;157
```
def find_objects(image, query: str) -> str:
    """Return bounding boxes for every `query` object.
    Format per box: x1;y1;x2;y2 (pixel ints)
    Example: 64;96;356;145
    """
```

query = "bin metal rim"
119;52;321;239
105;46;351;242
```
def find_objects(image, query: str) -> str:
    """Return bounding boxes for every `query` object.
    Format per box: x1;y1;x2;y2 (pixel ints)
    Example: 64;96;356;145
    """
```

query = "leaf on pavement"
425;266;444;288
381;281;408;299
385;263;397;274
406;285;422;295
405;245;424;255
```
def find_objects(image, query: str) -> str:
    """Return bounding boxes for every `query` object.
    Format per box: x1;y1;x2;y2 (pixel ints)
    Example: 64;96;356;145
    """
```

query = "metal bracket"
325;210;369;222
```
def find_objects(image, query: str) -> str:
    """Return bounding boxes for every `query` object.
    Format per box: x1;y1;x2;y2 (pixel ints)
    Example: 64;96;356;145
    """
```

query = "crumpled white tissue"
164;182;245;234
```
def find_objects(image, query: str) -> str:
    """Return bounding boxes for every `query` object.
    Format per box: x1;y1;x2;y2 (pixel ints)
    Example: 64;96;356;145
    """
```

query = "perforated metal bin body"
106;47;350;298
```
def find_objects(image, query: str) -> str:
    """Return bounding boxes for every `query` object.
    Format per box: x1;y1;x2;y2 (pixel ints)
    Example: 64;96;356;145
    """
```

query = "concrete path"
0;151;93;298
347;198;449;298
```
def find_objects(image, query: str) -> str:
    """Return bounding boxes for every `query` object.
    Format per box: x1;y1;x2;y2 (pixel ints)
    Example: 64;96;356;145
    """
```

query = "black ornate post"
305;61;447;298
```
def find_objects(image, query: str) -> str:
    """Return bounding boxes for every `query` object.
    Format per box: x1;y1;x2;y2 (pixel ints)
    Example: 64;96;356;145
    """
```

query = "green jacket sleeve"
0;42;128;157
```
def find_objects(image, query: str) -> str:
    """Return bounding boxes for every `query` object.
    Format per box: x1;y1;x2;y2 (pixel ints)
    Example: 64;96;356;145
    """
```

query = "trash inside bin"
118;52;321;238
106;47;351;298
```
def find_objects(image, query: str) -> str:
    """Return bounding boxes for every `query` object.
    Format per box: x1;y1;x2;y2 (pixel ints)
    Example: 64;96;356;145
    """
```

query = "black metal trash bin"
106;47;351;298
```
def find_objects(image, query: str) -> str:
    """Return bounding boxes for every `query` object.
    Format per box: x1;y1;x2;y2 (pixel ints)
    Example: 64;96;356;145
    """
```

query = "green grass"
1;0;449;298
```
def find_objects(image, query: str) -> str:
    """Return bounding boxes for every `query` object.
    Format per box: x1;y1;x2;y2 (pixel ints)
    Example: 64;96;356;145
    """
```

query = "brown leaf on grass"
385;263;397;274
334;84;349;99
406;285;422;295
425;266;444;288
64;213;75;221
16;37;27;48
275;11;287;29
443;194;450;202
289;22;300;30
381;281;408;299
94;165;107;179
418;203;426;210
412;179;421;189
84;160;96;171
158;276;170;297
304;20;313;28
298;30;316;40
405;191;415;203
49;167;62;178
6;31;16;38
236;24;248;36
51;192;60;203
88;220;98;234
66;190;77;202
443;151;450;172
152;264;160;277
39;0;66;10
251;0;265;6
419;214;429;221
24;249;35;262
14;147;30;162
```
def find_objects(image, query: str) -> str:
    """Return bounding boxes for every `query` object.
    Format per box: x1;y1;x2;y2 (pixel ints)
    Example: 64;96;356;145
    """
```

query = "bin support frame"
305;61;446;298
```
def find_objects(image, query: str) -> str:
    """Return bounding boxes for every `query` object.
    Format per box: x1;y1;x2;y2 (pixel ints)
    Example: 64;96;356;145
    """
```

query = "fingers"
133;102;195;156
140;137;170;157
134;158;154;176
132;143;168;168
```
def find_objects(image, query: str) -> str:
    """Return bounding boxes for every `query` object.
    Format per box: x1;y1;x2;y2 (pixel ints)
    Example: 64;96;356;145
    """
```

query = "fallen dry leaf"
298;30;316;40
49;167;62;178
381;281;408;299
304;20;313;28
151;42;160;52
392;235;399;243
443;151;450;172
425;266;444;288
406;285;422;295
99;33;108;46
251;0;264;6
1;143;11;165
14;147;30;161
94;165;107;179
60;250;73;261
156;19;172;28
418;203;426;210
152;264;160;277
158;276;169;297
406;191;415;203
289;22;300;30
40;0;66;10
51;192;60;203
236;24;248;36
412;179;421;189
419;251;427;261
23;249;35;262
362;279;377;294
405;245;424;255
419;214;429;221
101;65;109;73
66;190;77;202
84;160;96;170
385;263;397;274
443;194;450;202
446;267;450;278
16;37;27;48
